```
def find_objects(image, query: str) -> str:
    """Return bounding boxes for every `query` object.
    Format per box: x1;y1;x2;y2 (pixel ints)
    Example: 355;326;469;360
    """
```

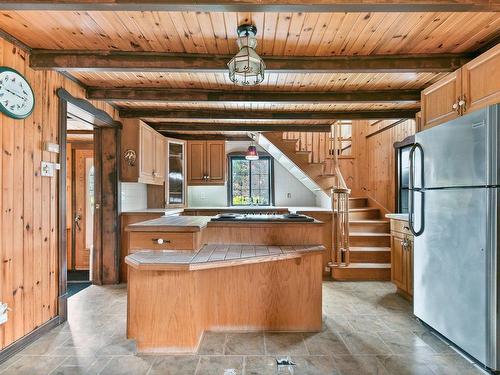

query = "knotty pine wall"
346;119;416;214
0;37;118;350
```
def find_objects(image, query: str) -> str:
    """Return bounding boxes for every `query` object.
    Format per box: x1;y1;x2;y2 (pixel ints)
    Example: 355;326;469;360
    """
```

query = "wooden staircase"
332;197;391;281
263;132;391;281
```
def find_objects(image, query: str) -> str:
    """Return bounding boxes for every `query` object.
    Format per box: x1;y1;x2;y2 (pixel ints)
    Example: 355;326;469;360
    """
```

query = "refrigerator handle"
409;143;425;236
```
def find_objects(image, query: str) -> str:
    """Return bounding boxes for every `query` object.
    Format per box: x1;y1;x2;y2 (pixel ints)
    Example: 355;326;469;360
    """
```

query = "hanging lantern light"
245;140;259;161
227;24;265;86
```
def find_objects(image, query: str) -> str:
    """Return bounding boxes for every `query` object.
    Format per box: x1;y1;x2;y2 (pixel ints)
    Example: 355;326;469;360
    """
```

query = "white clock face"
0;68;35;119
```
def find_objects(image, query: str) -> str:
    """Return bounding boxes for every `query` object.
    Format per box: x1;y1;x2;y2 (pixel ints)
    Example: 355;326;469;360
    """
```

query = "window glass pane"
230;157;272;206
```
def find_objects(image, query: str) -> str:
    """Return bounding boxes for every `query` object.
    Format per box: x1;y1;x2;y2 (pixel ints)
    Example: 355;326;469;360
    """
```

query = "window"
229;156;273;206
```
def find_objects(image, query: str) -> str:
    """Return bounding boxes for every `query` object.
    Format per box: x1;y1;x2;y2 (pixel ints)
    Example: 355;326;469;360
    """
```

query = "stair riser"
349;222;390;233
349;251;391;263
349;210;380;220
331;267;391;281
348;199;368;209
350;236;391;247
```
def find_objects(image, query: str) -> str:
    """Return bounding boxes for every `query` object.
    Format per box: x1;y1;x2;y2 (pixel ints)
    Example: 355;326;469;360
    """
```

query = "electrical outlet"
41;161;54;177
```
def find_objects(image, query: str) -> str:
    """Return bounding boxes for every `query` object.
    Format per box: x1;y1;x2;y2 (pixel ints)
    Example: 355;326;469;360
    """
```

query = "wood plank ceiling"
0;9;499;133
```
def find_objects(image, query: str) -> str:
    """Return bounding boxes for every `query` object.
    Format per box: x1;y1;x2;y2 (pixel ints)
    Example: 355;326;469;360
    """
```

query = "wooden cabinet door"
461;43;500;115
406;239;413;296
139;124;155;183
206;141;225;184
421;69;461;131
153;134;165;185
391;234;406;291
187;141;206;185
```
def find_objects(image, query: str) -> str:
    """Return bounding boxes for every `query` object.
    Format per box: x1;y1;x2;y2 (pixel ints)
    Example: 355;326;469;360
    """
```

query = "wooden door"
391;234;406;291
187;141;206;185
73;149;94;270
139;124;155;183
461;43;500;115
206;141;225;184
421;69;462;131
153;134;165;184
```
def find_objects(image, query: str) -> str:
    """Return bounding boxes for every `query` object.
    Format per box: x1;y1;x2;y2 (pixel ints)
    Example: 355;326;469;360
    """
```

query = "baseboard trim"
0;316;62;364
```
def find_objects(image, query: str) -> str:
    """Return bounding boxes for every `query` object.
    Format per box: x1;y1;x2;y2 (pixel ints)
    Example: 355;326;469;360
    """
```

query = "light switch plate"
41;161;54;177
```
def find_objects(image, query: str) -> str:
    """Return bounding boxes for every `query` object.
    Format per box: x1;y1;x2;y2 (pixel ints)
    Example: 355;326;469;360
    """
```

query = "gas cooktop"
210;213;315;222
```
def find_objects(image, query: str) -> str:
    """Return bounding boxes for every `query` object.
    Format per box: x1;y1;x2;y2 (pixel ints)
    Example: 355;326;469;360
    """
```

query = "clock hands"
3;87;28;101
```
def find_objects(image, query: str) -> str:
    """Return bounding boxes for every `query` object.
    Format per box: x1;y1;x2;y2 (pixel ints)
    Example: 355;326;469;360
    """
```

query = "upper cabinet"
420;44;500;131
121;119;165;185
187;140;226;185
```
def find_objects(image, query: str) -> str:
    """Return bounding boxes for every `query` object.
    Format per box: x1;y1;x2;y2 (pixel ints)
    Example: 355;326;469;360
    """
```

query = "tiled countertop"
125;244;325;271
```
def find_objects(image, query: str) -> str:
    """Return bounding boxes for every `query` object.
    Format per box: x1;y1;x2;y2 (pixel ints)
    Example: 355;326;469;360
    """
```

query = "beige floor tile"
98;355;155;375
225;333;264;355
0;355;67;375
377;331;435;355
340;331;392;355
197;332;226;355
243;356;276;375
303;331;350;355
264;333;308;355
149;355;199;375
333;354;390;375
196;356;243;375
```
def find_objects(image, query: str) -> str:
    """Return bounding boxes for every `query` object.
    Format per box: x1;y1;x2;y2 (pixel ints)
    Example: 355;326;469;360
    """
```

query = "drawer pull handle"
403;226;410;230
153;238;171;245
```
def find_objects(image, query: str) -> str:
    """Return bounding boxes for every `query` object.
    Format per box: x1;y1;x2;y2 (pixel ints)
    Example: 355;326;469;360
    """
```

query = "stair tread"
344;263;391;269
350;246;391;252
349;197;368;200
350;207;379;212
350;220;389;224
350;232;391;237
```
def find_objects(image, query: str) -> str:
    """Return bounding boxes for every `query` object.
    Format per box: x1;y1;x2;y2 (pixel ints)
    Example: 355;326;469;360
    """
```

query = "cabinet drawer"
390;219;412;237
129;231;202;251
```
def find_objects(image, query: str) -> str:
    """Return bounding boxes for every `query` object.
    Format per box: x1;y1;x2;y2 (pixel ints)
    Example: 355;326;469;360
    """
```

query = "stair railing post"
328;122;351;271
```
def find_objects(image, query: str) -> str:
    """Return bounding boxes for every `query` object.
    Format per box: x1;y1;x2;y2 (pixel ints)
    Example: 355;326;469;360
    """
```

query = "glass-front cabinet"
166;139;186;207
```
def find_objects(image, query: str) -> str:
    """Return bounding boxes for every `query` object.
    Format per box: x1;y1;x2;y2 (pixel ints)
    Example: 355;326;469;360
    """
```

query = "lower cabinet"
390;219;413;300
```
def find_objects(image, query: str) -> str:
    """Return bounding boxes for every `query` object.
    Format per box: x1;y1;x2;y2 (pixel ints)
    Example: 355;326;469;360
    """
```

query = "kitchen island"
124;214;325;353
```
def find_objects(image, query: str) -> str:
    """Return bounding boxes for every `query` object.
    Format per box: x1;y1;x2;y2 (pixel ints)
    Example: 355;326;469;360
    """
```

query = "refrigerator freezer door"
413;105;499;189
414;188;490;365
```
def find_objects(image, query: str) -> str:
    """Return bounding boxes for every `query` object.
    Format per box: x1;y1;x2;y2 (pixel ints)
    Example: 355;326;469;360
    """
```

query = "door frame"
57;88;121;321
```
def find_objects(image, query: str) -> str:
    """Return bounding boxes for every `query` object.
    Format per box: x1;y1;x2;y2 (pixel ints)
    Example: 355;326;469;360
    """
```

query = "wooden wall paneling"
0;36;119;351
350;119;415;213
1;41;15;347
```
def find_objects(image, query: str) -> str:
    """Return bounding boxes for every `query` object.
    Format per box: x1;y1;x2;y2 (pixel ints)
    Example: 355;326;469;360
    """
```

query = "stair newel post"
328;122;351;270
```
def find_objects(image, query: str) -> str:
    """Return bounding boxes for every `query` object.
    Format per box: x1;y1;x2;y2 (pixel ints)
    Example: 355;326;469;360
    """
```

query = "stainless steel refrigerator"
409;104;499;371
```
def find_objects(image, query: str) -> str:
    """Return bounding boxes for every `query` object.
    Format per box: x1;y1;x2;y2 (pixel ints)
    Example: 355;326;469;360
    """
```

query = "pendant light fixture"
245;140;259;161
227;24;265;86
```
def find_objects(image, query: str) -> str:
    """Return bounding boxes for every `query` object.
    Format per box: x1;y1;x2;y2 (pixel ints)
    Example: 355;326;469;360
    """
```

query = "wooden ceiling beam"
150;123;333;132
162;133;252;141
0;1;496;12
122;108;418;120
87;88;421;103
30;51;471;73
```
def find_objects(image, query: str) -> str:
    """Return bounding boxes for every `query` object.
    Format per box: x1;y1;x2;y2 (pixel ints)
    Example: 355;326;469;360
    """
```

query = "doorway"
57;89;121;321
66;114;94;296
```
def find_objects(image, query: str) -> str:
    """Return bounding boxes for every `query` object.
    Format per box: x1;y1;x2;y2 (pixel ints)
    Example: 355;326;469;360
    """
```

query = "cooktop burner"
211;213;315;222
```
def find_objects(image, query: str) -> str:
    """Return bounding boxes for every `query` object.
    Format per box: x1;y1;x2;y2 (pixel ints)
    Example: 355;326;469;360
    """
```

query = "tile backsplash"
121;182;148;211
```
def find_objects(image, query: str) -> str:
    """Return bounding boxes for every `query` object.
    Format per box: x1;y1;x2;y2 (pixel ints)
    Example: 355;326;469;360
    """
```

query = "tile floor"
0;281;487;375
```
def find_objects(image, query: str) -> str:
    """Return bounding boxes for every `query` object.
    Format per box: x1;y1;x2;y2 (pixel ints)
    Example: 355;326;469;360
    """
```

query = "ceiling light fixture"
227;24;265;86
245;139;259;161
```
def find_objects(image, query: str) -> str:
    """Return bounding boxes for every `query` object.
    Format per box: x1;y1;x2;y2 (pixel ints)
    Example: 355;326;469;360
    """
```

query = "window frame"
228;154;274;207
394;135;415;214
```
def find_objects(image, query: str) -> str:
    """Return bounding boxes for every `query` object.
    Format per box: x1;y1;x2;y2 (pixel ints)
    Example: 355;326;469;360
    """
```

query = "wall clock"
0;67;35;119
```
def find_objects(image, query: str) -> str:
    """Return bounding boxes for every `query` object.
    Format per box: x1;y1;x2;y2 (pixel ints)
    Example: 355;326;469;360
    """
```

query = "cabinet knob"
153;238;171;245
452;102;458;110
